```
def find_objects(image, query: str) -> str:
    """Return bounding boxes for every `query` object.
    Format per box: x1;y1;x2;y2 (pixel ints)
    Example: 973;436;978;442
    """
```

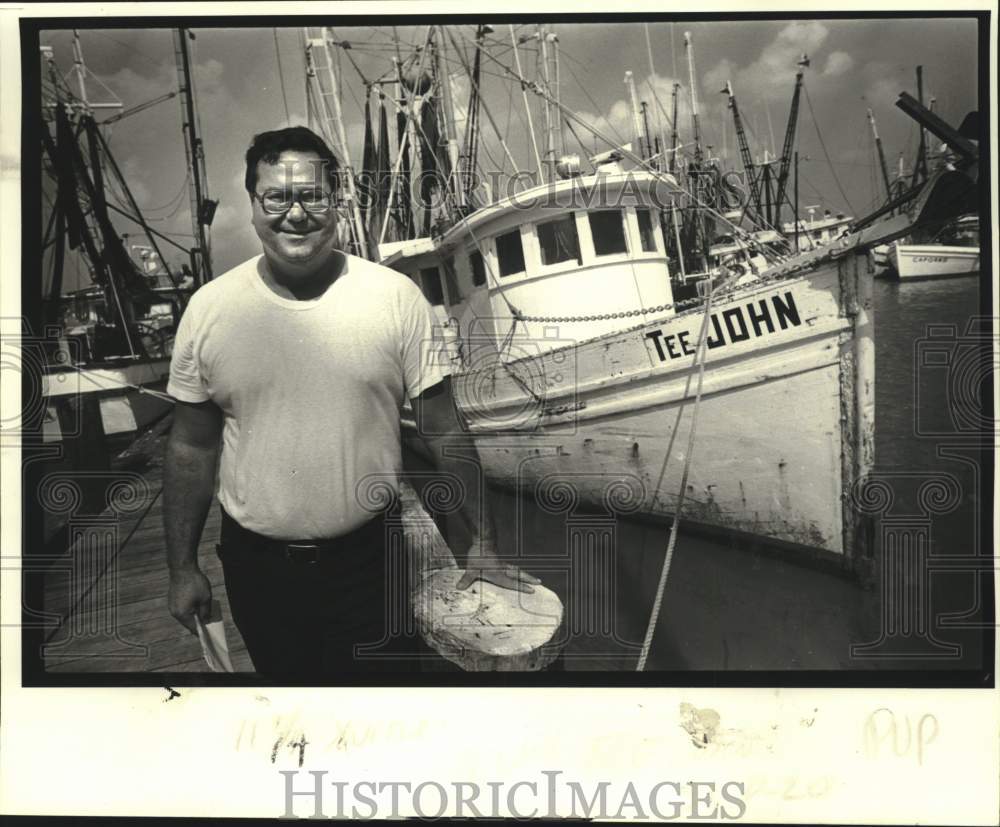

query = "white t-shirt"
167;253;450;539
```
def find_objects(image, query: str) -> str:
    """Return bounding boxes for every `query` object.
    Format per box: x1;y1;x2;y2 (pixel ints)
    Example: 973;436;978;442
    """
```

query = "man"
165;126;537;674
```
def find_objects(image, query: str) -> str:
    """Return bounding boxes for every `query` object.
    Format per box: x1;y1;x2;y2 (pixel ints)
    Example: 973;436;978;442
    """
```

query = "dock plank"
42;460;253;673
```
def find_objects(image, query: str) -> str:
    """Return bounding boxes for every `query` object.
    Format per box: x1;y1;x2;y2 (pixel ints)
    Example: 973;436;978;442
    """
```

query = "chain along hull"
403;251;876;566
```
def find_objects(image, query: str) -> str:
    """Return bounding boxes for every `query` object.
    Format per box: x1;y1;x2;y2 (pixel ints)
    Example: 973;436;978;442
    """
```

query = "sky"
38;16;981;290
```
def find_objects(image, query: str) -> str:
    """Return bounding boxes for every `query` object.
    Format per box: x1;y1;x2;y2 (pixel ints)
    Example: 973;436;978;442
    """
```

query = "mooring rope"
636;283;716;672
50;360;177;403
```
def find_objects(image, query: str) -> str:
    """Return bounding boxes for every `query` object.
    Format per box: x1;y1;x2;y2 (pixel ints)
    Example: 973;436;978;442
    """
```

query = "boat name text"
643;291;802;362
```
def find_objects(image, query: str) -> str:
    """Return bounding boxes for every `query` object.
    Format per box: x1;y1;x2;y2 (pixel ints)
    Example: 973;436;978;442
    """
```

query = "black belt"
219;507;392;564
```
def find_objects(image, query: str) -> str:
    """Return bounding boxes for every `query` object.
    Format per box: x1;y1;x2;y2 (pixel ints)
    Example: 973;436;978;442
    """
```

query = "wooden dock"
42;461;255;673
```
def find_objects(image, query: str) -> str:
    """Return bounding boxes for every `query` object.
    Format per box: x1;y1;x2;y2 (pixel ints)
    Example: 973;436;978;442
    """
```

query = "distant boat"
888;214;980;279
782;209;853;251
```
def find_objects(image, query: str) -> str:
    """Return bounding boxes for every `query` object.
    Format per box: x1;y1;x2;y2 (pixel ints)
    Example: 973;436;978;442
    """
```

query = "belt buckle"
284;542;322;564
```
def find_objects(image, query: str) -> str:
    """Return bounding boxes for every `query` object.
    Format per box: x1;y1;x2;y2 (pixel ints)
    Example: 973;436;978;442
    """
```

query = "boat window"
469;249;487;287
588;210;628;256
442;256;461;303
636;209;657;252
496;229;525;277
419;266;445;306
537;213;581;266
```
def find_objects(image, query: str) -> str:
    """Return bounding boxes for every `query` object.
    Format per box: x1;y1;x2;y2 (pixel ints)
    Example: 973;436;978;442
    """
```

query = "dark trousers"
217;507;423;676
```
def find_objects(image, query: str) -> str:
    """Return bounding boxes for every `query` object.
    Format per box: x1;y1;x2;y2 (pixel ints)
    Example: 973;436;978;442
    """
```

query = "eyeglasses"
253;188;334;214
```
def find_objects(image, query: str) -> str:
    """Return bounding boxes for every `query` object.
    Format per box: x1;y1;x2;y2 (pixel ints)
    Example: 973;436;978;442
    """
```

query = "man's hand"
167;566;212;634
456;539;541;594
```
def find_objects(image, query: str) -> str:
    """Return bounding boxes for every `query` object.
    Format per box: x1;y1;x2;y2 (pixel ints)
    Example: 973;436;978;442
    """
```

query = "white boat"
388;168;878;566
322;25;976;571
782;209;853;251
888;215;980;279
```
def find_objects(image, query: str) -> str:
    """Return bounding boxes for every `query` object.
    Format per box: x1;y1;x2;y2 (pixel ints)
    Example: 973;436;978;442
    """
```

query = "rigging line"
90;29;163;70
463;32;792;258
803;83;856;214
128;171;192;215
329;29;372;87
129;193;187;222
437;52;531;83
560;58;628;148
273;28;291;122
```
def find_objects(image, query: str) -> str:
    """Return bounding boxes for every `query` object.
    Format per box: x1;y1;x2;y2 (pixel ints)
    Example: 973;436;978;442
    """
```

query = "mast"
669;82;679;174
722;80;766;227
773;54;809;229
643;22;667;169
511;26;544;182
550;30;564;157
641;101;654;162
867;108;893;205
794;150;800;251
539;26;559;175
71;30;89;106
302;28;368;256
174;28;214;284
624;71;645;159
433;27;464;210
683;31;702;163
911;65;929;185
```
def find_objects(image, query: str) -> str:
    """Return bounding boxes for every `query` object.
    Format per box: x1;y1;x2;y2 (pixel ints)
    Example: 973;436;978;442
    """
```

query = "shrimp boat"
304;26;979;571
386;163;878;564
36;31;212;449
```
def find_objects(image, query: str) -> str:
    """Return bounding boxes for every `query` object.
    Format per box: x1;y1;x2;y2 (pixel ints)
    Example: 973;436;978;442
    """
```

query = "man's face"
250;150;338;274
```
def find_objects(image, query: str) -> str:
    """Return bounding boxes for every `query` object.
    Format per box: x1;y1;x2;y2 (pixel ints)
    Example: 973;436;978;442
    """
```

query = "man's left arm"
410;377;540;593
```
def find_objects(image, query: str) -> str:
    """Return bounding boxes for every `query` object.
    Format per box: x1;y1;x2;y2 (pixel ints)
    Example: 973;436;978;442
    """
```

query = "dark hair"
244;126;339;195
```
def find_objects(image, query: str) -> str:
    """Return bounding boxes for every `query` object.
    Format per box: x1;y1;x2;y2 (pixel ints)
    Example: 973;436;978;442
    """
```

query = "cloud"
823;51;854;77
860;60;909;110
571;71;693;163
702;21;828;106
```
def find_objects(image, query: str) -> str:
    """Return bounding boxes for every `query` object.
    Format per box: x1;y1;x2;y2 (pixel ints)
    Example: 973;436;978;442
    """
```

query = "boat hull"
889;243;980;279
404;251;875;568
41;359;172;442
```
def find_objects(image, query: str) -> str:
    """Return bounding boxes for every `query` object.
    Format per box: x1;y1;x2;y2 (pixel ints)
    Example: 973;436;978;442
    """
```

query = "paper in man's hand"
194;599;235;673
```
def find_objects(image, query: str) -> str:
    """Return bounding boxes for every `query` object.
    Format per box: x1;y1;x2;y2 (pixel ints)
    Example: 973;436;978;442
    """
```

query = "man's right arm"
165;399;223;633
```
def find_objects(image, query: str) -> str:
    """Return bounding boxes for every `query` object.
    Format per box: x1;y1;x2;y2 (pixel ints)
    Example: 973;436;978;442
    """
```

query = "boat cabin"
782;210;853;250
379;170;680;363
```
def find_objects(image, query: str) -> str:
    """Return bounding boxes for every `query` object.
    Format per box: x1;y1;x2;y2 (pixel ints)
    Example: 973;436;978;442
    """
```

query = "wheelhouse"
380;170;681;362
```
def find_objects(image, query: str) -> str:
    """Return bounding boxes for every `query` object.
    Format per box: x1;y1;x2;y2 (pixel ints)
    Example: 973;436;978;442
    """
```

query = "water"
473;273;989;671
